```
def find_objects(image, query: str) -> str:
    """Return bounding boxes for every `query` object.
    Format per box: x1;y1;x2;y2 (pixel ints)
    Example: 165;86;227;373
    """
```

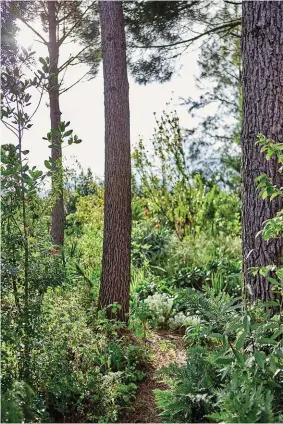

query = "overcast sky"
1;19;210;178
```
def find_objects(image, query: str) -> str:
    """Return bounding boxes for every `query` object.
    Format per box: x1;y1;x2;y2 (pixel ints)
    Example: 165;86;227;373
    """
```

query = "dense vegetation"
1;1;283;423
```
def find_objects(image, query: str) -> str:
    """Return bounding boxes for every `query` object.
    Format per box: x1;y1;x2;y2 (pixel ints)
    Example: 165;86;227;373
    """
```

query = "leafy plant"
155;346;220;423
209;371;278;423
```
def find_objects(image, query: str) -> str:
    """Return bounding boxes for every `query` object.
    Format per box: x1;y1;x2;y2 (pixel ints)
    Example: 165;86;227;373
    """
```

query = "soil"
119;330;186;423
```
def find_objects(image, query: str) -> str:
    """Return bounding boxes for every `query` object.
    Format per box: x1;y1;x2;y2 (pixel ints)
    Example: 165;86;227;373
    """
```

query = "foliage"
124;1;241;84
155;287;283;423
1;380;47;424
155;346;220;423
132;220;172;269
252;134;283;302
172;259;241;295
144;293;175;328
133;111;240;241
209;371;279;423
2;284;147;423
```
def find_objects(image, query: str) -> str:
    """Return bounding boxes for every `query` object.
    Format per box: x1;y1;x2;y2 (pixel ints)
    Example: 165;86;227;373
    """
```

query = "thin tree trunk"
48;0;64;247
241;1;283;301
99;1;131;321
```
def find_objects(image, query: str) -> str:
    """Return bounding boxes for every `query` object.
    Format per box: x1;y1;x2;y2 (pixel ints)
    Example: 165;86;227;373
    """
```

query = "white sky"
1;19;211;178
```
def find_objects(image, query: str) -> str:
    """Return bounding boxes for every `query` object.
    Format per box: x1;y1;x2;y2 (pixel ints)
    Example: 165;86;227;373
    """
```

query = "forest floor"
120;330;186;423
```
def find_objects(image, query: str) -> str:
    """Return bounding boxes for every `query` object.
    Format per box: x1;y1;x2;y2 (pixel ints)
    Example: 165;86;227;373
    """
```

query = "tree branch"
59;70;90;95
224;0;242;5
58;2;94;46
30;86;44;121
56;2;83;24
130;20;241;50
1;120;18;138
58;45;89;73
16;16;48;45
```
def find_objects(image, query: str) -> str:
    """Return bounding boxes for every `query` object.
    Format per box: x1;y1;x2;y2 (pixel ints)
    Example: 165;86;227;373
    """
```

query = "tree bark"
48;0;64;247
241;1;283;301
99;1;131;321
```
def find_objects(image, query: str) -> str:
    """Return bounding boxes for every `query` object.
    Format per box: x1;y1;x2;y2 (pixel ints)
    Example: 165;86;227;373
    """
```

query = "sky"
1;18;210;179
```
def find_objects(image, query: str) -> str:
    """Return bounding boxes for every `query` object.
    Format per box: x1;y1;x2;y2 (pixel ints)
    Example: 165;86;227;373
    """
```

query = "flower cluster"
168;313;201;330
144;293;174;326
143;293;202;330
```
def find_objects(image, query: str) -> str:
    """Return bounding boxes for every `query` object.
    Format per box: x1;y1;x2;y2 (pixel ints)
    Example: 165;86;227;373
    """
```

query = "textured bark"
241;1;283;301
99;1;131;321
48;1;64;247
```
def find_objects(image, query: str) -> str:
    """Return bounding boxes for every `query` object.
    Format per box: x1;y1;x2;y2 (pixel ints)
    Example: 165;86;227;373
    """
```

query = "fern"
209;372;277;423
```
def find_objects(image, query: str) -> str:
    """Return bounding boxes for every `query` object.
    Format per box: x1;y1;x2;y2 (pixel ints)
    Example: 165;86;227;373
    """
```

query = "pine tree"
99;1;131;321
241;1;283;300
10;0;100;246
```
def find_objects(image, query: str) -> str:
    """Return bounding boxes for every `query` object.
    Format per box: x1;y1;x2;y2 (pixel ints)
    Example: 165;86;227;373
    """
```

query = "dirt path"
120;330;186;423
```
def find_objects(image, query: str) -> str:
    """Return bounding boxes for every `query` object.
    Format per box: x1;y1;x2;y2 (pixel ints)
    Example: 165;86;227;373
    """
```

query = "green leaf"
233;349;245;366
39;57;47;66
262;190;268;200
254;351;266;369
1;169;12;176
44;160;52;170
59;121;65;132
268;277;281;285
270;192;279;200
272;329;283;340
51;129;61;136
236;331;246;350
63;129;73;137
22;150;29;155
262;301;279;307
258;338;277;345
214;357;233;365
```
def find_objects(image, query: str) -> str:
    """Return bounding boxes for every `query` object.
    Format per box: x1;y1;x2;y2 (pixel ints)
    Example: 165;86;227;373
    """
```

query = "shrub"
1;381;48;424
141;291;208;331
2;285;147;423
154;346;220;423
144;293;175;327
172;260;241;295
34;286;147;422
132;221;172;269
209;371;278;423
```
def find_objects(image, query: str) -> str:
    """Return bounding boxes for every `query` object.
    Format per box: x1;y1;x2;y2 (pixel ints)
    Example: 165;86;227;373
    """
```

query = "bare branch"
224;0;242;5
59;70;90;95
16;16;48;45
1;120;19;138
30;86;45;121
58;45;89;74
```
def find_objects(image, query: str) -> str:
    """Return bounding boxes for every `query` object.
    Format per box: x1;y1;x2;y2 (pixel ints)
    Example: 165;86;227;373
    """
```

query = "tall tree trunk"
99;1;131;321
241;1;283;301
48;0;64;247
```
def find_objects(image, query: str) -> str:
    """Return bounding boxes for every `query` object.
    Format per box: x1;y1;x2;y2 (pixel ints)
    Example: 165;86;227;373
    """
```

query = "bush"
132;222;172;269
33;286;147;422
172;260;241;295
2;285;147;423
209;371;279;423
154;346;220;423
164;233;241;276
1;381;48;424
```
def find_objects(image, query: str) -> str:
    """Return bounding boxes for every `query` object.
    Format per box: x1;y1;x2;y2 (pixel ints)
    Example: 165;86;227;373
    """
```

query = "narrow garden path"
120;330;186;423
